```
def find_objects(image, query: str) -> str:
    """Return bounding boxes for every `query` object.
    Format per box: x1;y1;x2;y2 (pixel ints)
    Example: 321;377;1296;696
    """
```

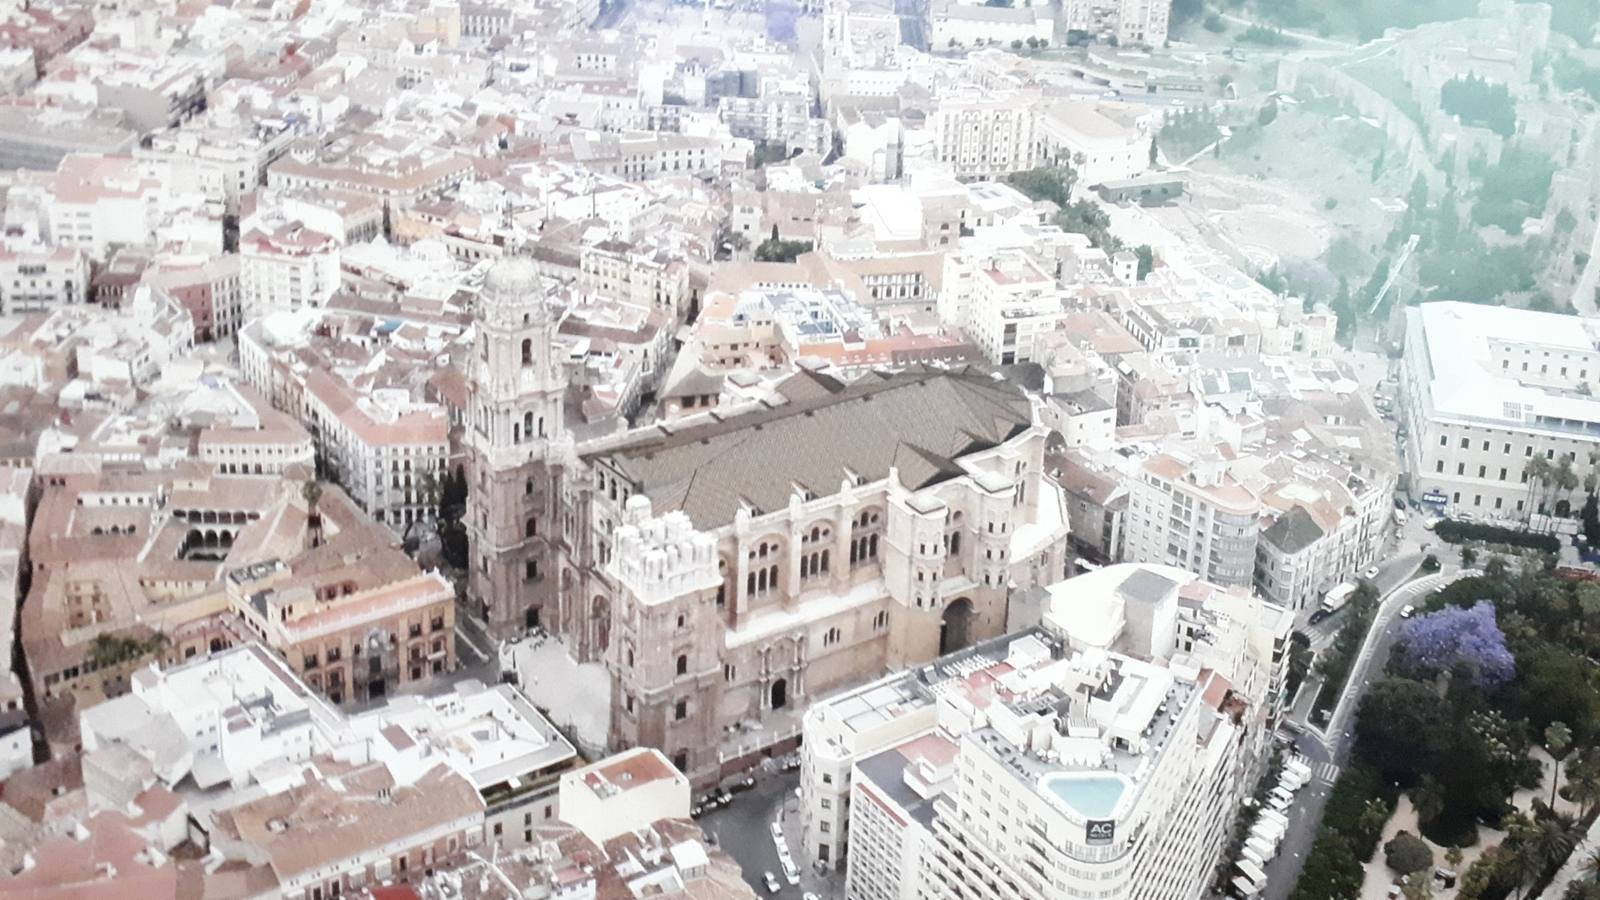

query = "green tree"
1358;678;1449;785
1148;134;1159;167
1386;831;1435;876
1461;546;1478;568
1135;244;1154;280
1289;830;1365;900
1006;165;1077;207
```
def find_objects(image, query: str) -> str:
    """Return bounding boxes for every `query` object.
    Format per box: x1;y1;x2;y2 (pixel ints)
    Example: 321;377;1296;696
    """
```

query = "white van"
1259;809;1290;828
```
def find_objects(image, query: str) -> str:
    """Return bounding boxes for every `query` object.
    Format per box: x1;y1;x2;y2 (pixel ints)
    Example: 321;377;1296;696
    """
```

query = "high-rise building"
465;257;569;633
800;563;1290;898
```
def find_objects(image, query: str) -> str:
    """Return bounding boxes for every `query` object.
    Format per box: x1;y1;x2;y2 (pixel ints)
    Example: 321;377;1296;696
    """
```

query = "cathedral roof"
594;367;1033;528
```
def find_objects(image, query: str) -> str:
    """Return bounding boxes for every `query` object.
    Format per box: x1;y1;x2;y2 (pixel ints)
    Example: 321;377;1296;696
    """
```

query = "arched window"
525;517;538;538
676;654;688;676
521;339;533;366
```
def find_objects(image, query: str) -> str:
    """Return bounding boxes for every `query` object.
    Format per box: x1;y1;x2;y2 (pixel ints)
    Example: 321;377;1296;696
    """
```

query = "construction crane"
1368;233;1420;315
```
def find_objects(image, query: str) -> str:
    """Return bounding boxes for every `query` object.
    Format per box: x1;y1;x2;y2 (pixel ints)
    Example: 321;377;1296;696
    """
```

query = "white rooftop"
1410;301;1600;437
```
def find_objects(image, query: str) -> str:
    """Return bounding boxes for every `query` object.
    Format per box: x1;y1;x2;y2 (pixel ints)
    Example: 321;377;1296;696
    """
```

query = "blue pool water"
1040;773;1128;819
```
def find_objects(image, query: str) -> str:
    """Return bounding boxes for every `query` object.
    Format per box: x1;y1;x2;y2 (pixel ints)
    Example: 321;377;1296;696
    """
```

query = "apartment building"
38;154;187;260
1062;0;1171;46
940;248;1064;366
137;121;294;214
303;371;450;534
1123;452;1259;589
1401;301;1600;518
0;243;88;314
801;563;1289;894
579;238;692;322
931;90;1041;181
147;253;244;341
239;219;340;319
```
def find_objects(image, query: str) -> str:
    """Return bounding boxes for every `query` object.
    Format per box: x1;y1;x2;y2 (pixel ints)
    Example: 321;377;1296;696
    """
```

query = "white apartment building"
0;244;88;314
1123;452;1259;589
1039;101;1154;187
137;122;294;214
941;249;1064;366
932;91;1040;181
303;373;450;534
37;152;212;259
1401;301;1600;518
240;219;340;319
802;563;1289;896
1062;0;1171;45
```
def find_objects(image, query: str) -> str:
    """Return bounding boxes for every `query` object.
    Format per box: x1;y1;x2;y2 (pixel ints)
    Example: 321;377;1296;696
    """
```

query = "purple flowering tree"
1396;600;1516;689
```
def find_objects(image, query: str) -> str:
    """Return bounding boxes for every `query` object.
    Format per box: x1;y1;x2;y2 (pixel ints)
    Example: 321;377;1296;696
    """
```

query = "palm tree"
1582;845;1600;883
1567;752;1600;818
1555;455;1581;516
1547;721;1574;807
1525;456;1551;521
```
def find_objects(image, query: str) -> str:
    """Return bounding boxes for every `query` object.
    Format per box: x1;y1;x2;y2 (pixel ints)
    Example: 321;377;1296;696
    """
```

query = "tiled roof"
596;367;1032;527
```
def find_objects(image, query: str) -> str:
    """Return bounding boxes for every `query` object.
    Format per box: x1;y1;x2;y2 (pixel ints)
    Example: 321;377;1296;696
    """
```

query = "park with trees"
1290;559;1600;900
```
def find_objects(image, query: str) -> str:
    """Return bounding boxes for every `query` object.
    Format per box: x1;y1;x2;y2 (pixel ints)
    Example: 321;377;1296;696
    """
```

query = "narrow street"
698;768;843;898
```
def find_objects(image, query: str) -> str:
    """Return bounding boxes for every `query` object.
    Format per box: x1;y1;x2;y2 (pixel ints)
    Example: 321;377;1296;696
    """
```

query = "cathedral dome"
479;255;547;329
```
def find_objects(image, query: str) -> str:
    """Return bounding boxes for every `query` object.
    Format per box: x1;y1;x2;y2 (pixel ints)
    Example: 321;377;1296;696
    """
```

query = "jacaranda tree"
1396;600;1516;689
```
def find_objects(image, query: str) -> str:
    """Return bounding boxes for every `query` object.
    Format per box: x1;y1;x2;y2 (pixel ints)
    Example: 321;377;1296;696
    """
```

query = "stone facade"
466;256;1068;783
465;257;568;632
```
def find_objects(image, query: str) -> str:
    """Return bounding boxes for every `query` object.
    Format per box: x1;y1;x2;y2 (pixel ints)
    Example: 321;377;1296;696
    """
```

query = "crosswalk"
1312;761;1340;785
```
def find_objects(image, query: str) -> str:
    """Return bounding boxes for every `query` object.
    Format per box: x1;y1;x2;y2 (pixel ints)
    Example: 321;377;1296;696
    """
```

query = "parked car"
763;871;781;893
1307;609;1331;626
1364;565;1381;580
1399;605;1416;619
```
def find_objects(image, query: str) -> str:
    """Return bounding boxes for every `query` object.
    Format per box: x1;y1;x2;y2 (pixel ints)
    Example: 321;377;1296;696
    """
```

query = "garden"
1291;558;1600;900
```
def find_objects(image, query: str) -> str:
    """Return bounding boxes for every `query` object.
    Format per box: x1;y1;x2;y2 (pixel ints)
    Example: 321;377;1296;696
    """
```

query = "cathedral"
466;256;1070;783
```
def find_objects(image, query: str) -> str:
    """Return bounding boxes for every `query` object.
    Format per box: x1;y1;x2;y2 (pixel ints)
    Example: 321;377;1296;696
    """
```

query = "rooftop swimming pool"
1040;772;1129;820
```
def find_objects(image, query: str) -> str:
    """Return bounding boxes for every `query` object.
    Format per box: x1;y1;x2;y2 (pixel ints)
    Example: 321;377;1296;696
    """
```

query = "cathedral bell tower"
465;256;567;635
